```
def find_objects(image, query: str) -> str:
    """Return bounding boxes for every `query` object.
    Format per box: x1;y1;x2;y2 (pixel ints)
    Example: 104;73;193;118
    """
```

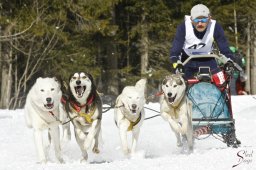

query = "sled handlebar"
181;54;244;73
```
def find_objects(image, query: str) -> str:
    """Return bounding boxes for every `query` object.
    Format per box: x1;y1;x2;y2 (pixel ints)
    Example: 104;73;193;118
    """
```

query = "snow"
0;95;256;170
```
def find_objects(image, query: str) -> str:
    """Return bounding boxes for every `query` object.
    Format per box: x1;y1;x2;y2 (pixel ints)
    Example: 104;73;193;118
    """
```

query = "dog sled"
182;54;242;148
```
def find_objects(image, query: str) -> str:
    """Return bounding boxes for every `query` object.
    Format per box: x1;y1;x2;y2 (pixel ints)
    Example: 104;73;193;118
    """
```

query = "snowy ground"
0;95;255;170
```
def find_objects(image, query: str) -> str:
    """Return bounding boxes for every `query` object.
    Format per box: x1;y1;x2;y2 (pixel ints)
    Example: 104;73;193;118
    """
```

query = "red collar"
70;94;95;112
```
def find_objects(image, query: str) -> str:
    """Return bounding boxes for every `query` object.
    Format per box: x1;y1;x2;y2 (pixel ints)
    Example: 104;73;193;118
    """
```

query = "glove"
224;60;234;76
173;61;184;74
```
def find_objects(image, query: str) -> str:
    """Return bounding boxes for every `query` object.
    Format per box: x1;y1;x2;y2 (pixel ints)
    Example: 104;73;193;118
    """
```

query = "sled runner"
182;54;241;148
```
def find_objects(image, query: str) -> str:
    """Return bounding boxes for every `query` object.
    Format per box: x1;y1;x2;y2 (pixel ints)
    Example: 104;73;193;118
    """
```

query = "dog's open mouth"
168;94;177;104
74;85;86;98
130;109;137;114
44;103;54;109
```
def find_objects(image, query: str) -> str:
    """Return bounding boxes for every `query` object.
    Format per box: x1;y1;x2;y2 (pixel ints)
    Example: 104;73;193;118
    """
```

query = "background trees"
0;0;255;109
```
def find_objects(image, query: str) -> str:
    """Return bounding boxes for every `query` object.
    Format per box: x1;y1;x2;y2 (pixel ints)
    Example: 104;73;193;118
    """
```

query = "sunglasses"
193;18;208;23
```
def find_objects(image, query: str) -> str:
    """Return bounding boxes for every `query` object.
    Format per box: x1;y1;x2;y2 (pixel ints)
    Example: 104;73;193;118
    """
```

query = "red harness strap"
70;94;95;113
61;97;67;104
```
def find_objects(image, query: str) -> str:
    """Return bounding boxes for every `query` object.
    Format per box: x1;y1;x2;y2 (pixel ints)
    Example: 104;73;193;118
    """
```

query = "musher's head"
190;4;211;32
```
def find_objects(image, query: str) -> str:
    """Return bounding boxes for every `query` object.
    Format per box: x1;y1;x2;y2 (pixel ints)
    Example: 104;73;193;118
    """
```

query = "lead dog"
62;72;102;162
114;78;147;155
160;74;193;152
24;77;64;163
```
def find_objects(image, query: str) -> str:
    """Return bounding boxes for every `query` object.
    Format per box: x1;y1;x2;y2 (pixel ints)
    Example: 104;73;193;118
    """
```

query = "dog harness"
71;104;96;124
127;112;142;131
63;95;97;124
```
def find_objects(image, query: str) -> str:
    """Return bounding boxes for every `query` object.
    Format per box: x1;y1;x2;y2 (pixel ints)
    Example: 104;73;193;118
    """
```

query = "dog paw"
177;142;183;147
80;158;88;163
92;147;100;154
123;148;131;155
58;157;65;164
38;159;47;164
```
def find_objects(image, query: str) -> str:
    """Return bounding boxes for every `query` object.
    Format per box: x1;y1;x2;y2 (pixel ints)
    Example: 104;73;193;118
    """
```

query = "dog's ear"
84;72;92;81
162;78;167;85
68;73;75;82
176;78;183;85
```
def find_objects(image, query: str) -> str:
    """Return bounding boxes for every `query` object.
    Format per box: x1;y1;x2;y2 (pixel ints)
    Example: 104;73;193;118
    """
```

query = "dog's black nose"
46;97;52;103
132;104;137;109
167;92;172;97
76;80;81;85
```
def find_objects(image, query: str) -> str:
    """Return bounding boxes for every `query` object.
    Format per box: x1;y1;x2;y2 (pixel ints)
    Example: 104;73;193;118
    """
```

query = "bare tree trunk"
0;50;12;109
140;12;149;76
106;6;119;96
140;29;149;75
252;20;256;94
0;26;13;109
234;3;238;49
246;20;251;93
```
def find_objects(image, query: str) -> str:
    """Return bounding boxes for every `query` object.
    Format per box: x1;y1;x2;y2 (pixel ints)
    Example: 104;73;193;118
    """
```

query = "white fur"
114;78;147;156
24;77;64;163
160;74;193;152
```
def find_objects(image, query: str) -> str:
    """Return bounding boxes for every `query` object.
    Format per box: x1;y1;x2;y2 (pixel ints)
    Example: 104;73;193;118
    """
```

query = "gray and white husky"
160;74;193;152
62;72;102;162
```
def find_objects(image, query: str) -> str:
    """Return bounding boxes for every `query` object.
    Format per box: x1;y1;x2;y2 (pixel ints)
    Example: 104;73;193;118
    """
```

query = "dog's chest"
37;110;60;124
121;108;141;122
70;103;97;125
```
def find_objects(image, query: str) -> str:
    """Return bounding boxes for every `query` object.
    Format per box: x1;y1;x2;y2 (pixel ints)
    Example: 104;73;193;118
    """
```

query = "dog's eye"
173;85;177;88
81;76;87;79
51;88;54;91
40;89;44;92
72;76;76;80
165;85;169;87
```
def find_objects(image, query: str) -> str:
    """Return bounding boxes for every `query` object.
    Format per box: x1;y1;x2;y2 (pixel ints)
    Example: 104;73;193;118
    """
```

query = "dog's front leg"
92;125;101;154
74;128;88;162
162;112;182;147
49;127;64;163
59;104;71;141
119;120;130;155
34;129;46;163
185;101;193;152
84;119;100;150
62;122;71;142
131;128;140;154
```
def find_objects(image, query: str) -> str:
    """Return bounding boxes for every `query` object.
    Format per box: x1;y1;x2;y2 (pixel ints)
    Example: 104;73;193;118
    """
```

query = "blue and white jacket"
170;16;234;63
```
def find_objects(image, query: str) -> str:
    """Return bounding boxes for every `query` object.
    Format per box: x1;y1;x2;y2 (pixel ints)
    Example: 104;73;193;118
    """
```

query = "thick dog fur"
62;72;102;162
160;74;193;152
24;77;64;163
114;78;147;155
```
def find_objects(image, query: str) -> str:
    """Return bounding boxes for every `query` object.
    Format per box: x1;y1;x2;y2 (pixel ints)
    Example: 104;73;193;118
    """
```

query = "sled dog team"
24;72;193;163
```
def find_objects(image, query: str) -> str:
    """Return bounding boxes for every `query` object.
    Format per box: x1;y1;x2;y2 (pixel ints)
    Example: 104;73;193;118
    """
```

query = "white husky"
114;78;147;155
160;74;193;152
24;77;64;163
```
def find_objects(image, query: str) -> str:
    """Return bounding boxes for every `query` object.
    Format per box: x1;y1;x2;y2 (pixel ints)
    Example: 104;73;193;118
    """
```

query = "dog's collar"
70;94;95;112
86;94;95;105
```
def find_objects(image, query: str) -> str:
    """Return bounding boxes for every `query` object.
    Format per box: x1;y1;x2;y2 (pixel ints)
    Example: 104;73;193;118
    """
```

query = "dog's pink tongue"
168;97;174;103
47;103;53;107
77;86;83;95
